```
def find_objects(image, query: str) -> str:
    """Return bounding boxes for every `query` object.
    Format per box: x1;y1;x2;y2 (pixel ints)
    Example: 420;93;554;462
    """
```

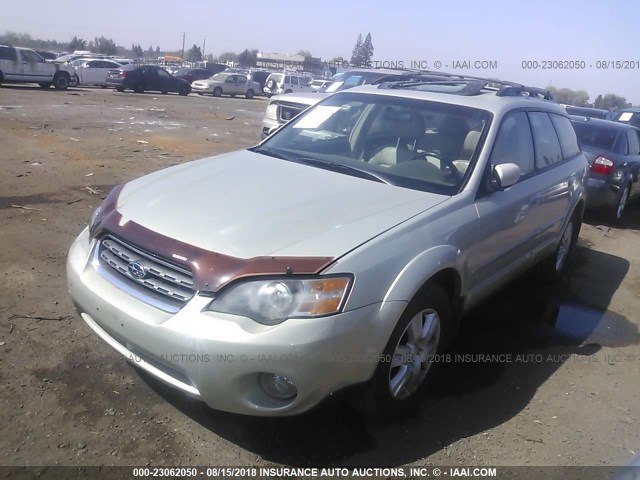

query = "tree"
297;50;313;58
218;51;237;63
185;44;202;62
156;46;161;55
147;45;154;57
89;36;117;55
69;36;87;51
351;34;364;66
594;93;630;111
548;86;589;106
361;33;374;65
237;49;257;67
131;44;143;58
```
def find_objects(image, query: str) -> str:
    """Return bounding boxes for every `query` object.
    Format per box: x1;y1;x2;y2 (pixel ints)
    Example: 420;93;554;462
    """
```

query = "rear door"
468;111;544;294
0;46;19;80
626;129;640;198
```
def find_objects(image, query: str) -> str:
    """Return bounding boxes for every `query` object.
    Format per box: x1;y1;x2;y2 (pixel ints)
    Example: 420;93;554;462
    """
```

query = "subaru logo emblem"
127;261;146;279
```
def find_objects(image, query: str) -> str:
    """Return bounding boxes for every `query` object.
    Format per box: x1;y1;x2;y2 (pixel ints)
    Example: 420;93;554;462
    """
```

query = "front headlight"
265;103;278;120
206;276;352;325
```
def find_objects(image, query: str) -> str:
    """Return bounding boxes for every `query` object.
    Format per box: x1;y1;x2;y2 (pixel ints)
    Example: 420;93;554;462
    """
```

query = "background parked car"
563;105;612;120
73;59;123;87
173;68;217;84
191;72;260;98
106;64;191;96
613;108;640;129
263;73;311;97
247;70;271;92
0;45;75;89
310;79;331;92
570;115;640;220
34;50;58;61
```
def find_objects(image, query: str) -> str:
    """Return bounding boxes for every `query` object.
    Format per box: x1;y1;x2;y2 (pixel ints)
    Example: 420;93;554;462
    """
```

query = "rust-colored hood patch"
91;185;334;293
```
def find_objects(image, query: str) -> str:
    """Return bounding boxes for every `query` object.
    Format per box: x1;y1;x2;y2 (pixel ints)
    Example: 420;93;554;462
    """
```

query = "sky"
3;0;640;103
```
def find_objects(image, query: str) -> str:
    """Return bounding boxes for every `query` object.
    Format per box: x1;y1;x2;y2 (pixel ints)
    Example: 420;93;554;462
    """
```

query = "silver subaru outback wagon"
67;75;588;418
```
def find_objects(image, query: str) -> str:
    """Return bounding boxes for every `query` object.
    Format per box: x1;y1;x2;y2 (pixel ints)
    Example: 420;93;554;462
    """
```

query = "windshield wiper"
252;147;394;185
250;146;291;160
297;157;394;185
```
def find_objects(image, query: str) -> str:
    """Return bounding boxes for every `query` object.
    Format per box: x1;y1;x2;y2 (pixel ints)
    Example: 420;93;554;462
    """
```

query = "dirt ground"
1;85;639;470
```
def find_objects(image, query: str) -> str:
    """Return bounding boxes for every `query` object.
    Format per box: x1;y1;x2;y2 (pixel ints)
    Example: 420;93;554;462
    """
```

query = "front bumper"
191;84;212;94
67;228;402;416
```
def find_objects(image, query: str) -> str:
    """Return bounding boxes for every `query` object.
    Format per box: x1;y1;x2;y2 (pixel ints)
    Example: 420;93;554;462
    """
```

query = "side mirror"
490;163;521;191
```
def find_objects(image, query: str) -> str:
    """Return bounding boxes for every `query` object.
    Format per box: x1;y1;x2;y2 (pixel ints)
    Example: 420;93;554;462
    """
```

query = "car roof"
341;83;565;117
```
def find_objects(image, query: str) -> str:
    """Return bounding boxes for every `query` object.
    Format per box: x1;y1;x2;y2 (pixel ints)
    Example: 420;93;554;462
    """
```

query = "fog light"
258;373;297;400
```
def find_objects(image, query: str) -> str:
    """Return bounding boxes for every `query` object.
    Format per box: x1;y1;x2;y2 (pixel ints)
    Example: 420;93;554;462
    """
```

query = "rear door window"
529;112;563;169
627;130;640;155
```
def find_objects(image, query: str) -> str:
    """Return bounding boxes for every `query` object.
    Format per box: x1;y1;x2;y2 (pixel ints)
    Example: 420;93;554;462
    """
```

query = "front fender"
383;245;463;304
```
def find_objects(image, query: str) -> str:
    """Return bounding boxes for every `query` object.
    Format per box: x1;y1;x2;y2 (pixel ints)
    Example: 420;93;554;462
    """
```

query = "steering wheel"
412;151;463;181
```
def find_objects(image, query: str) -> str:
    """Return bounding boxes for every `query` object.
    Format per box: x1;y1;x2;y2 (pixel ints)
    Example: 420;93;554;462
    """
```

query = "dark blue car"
106;64;191;96
571;115;640;221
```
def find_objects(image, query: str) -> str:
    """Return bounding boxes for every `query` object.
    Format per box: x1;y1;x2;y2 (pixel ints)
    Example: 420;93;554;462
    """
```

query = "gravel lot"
1;85;639;469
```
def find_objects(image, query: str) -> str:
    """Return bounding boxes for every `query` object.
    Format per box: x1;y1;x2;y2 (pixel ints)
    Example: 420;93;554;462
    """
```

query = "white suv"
263;72;310;97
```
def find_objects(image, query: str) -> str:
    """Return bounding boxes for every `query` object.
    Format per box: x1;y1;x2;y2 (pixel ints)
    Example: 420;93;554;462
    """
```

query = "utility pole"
181;32;185;63
202;38;206;60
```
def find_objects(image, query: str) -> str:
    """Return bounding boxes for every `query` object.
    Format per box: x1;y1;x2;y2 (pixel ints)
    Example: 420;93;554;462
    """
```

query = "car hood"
271;92;328;107
116;150;448;259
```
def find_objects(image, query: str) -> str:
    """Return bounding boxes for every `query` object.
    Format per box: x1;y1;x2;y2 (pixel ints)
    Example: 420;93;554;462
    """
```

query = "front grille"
97;235;195;309
279;104;305;122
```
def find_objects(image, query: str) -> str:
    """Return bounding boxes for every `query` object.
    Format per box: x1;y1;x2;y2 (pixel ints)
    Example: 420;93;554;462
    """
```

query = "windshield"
175;68;190;76
212;73;230;81
572;122;618;151
268;74;283;84
257;92;491;194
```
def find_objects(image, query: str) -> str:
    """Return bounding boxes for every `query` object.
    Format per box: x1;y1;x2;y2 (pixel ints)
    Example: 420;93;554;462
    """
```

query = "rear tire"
53;73;70;90
39;82;52;89
115;87;125;92
212;87;222;97
133;82;145;93
541;211;581;280
178;85;189;96
245;89;254;99
360;283;452;420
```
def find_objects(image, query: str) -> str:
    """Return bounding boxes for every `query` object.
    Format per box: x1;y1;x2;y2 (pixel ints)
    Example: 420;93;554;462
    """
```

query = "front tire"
178;85;190;96
53;73;70;90
362;283;452;420
133;82;145;93
212;87;222;97
115;87;125;92
245;89;254;99
39;82;52;89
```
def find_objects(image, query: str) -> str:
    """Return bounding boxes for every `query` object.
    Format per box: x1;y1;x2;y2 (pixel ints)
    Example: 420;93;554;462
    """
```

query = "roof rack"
377;71;554;101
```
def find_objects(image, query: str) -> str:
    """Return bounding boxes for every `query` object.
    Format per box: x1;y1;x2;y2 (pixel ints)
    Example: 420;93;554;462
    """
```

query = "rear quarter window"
0;46;17;61
529;112;563;168
550;114;580;159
